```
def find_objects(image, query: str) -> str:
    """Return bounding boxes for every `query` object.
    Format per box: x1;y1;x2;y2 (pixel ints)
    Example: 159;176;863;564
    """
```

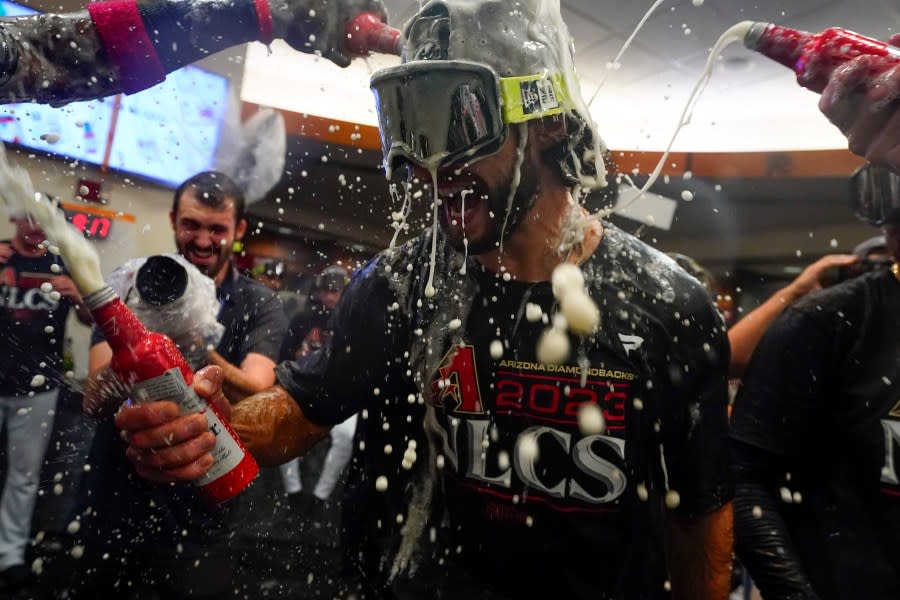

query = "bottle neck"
84;287;150;353
744;23;810;72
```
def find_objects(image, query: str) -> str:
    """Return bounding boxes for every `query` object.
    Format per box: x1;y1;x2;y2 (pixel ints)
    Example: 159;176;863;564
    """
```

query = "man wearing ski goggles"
371;60;573;173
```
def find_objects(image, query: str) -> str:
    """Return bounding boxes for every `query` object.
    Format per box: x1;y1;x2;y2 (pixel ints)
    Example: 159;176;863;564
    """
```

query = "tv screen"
0;0;229;188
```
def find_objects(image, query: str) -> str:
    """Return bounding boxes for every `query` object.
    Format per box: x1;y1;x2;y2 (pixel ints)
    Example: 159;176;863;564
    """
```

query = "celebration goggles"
370;60;574;173
850;163;900;226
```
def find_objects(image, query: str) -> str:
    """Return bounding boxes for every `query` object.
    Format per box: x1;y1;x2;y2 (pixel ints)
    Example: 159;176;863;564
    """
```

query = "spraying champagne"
743;23;900;93
12;188;257;505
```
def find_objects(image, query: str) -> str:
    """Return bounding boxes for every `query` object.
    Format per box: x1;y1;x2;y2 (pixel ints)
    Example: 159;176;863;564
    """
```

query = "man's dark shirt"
0;245;73;395
731;269;900;599
277;225;732;599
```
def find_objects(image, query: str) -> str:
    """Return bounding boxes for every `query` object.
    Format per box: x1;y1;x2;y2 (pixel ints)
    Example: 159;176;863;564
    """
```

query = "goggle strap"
499;72;573;124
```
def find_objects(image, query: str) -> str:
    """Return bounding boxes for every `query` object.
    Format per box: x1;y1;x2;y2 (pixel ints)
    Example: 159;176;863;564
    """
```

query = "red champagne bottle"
84;285;258;504
744;23;900;93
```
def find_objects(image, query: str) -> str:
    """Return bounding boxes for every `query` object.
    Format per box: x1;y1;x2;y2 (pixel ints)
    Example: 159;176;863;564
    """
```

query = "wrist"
777;283;805;305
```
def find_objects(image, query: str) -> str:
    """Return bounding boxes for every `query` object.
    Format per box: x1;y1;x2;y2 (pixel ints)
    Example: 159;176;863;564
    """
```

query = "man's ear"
168;210;176;229
235;218;248;241
531;115;569;151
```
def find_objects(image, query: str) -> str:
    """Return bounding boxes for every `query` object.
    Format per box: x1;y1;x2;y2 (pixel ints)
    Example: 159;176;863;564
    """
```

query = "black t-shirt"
730;269;900;599
79;266;286;558
279;300;331;362
277;224;731;599
0;246;72;395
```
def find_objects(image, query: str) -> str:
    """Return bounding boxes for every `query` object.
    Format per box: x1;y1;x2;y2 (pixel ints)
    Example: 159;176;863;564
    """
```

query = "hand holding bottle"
117;366;231;485
817;34;900;171
271;0;391;67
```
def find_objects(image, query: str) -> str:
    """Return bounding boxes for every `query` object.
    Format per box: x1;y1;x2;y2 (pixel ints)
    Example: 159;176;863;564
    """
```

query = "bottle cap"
136;255;188;306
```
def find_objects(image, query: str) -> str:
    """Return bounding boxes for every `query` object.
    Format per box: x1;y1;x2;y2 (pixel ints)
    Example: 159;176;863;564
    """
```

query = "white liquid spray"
0;148;104;295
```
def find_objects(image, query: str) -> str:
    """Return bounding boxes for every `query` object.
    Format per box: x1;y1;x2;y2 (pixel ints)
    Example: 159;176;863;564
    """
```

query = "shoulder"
233;273;281;304
788;269;887;330
589;224;721;325
785;271;893;320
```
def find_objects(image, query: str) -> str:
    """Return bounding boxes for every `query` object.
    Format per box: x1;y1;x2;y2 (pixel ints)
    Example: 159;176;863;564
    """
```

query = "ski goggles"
850;164;900;226
370;60;573;172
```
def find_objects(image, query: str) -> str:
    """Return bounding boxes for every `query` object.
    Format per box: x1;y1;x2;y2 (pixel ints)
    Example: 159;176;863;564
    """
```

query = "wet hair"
173;171;245;224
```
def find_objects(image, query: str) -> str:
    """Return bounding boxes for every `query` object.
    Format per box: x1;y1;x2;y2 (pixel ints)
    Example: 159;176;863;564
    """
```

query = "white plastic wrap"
105;254;224;370
214;90;287;205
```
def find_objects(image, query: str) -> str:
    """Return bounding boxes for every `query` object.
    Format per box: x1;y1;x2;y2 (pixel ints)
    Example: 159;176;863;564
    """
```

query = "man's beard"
181;243;231;279
439;154;540;255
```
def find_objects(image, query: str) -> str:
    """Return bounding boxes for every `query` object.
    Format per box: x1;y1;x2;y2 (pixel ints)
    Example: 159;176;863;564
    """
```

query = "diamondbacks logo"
432;344;485;414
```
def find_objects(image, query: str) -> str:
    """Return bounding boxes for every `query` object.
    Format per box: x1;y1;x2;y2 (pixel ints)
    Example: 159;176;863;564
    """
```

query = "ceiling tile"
561;7;617;48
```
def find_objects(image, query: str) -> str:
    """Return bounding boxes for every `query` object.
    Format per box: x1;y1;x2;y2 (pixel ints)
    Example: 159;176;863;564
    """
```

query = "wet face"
170;191;246;284
413;131;540;255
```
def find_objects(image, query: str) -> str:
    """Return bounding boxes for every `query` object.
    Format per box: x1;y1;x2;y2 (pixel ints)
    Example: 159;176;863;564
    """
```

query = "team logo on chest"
433;344;485;414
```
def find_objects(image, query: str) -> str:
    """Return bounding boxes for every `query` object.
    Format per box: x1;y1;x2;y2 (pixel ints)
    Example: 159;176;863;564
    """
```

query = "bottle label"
130;368;244;486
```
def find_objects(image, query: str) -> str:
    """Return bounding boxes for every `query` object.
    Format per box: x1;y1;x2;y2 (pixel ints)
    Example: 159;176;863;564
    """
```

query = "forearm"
0;0;271;105
732;440;820;599
230;384;330;466
664;502;734;600
734;482;820;600
207;349;269;403
0;12;119;105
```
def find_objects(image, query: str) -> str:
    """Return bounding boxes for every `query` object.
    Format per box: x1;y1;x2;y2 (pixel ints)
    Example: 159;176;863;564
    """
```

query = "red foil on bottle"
751;23;900;93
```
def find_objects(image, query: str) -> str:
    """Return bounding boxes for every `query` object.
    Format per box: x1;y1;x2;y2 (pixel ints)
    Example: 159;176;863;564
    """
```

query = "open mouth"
187;246;217;263
443;188;483;226
438;174;487;227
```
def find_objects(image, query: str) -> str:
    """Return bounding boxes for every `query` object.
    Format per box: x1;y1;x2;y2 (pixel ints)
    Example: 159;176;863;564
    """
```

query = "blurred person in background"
0;203;90;592
279;265;358;530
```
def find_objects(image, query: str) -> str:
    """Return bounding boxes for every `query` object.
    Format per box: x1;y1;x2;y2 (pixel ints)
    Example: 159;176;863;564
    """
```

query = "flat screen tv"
0;0;229;188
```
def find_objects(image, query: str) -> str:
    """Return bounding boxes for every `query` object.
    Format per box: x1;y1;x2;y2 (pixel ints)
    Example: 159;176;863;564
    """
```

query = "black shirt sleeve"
275;261;406;427
730;307;833;457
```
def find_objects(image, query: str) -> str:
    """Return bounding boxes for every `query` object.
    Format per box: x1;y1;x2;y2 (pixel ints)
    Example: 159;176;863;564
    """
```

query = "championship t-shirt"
277;224;732;599
0;247;72;394
730;269;900;599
